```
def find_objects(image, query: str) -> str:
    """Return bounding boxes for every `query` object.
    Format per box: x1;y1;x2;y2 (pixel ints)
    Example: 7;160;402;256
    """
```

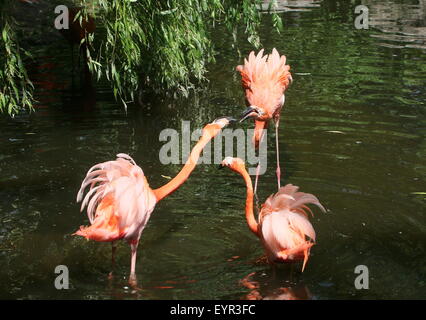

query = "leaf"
159;8;178;15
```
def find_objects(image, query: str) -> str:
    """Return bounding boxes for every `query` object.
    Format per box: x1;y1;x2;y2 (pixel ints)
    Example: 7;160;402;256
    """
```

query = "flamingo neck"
152;131;213;202
238;167;258;236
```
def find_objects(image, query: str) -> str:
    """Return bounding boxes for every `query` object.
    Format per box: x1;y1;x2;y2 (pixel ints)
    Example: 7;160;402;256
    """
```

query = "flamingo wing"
259;184;325;262
236;48;292;116
75;154;157;242
260;209;315;259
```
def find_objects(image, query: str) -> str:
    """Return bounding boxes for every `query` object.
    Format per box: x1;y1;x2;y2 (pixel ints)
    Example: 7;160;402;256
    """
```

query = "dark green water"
1;1;425;299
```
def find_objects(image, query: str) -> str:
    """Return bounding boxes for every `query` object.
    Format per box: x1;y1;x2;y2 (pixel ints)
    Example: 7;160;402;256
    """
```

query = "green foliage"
269;0;283;33
0;3;34;117
80;0;281;107
0;0;284;115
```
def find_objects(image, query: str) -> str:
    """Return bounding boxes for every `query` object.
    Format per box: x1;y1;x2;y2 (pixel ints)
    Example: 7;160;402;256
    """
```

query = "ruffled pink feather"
74;153;157;242
236;48;292;117
259;184;325;268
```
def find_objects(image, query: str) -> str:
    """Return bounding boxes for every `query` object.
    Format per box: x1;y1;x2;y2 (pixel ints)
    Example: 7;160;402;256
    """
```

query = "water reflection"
0;0;425;300
261;0;322;12
240;271;312;300
365;0;426;49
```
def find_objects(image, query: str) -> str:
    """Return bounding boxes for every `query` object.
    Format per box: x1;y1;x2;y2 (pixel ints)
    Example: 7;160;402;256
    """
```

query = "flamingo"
219;157;325;272
74;117;234;285
236;48;292;193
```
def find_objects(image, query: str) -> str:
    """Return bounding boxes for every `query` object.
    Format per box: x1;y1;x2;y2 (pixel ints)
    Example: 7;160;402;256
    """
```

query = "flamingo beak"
213;116;238;125
239;106;259;122
226;117;238;123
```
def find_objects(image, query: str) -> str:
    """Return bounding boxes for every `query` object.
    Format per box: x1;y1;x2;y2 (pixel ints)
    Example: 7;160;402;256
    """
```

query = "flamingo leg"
254;129;267;205
290;263;295;282
108;241;118;280
129;240;139;286
275;118;281;190
112;241;117;267
254;162;261;209
271;263;277;279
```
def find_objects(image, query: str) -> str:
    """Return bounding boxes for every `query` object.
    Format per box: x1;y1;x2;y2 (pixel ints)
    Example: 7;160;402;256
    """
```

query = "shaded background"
0;0;425;299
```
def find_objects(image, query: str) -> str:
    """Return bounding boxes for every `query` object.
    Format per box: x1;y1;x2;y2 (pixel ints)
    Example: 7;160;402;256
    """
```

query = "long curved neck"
238;167;259;236
153;130;214;202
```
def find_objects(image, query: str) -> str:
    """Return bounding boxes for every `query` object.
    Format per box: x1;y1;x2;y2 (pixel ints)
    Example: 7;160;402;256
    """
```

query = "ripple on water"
0;0;425;299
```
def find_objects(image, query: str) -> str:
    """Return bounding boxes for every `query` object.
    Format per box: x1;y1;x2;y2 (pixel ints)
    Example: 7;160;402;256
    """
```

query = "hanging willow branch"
80;0;283;108
1;0;283;115
0;1;34;117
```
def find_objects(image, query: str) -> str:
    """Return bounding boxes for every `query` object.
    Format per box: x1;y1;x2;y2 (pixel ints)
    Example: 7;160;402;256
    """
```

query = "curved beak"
239;106;258;122
225;116;238;124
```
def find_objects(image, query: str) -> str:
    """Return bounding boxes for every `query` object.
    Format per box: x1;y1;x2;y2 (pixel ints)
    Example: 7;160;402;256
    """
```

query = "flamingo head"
213;116;237;128
202;117;236;138
239;94;285;123
239;105;266;122
219;157;246;173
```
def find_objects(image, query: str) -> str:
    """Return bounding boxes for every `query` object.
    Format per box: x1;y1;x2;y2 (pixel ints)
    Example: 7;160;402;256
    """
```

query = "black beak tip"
217;164;224;170
213;116;238;124
239;106;257;122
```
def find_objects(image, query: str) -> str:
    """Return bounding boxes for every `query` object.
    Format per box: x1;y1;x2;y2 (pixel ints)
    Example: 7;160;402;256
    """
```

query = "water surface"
0;0;425;299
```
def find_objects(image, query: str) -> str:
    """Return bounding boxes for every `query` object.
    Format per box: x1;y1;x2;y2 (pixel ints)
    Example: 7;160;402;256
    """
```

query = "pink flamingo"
74;117;233;285
236;48;292;192
220;157;325;271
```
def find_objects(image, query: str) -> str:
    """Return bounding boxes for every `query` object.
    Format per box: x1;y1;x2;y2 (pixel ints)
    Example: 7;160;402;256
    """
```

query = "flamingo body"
236;48;292;147
75;154;157;243
220;157;325;271
258;184;324;266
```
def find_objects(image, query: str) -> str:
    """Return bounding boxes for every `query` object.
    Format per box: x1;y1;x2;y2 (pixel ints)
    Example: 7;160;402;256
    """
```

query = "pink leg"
254;130;266;203
108;241;118;280
254;162;261;206
129;240;139;286
112;241;117;267
275;119;281;190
